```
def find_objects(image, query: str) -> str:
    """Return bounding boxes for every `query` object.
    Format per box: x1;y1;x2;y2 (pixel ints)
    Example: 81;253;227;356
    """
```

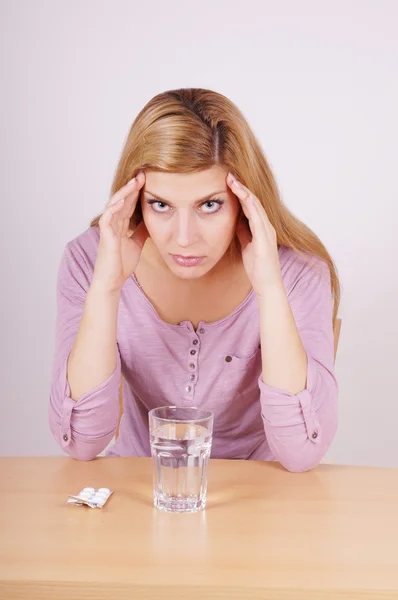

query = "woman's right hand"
92;171;149;293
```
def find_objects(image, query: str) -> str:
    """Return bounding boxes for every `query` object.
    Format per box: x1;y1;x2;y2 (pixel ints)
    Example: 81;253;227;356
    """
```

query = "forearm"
258;282;307;395
256;257;338;472
67;284;121;400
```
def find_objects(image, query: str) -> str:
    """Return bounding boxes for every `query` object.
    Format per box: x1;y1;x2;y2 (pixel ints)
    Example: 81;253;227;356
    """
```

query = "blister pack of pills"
67;487;113;508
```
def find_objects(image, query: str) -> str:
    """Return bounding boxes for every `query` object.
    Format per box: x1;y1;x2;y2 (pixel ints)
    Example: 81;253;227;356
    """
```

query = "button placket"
184;331;201;402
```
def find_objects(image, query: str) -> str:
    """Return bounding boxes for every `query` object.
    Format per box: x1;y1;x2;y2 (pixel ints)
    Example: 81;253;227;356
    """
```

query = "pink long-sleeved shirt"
49;226;338;472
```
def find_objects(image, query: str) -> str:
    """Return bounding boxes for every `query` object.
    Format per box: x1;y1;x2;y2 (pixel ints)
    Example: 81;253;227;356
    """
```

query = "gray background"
1;0;397;466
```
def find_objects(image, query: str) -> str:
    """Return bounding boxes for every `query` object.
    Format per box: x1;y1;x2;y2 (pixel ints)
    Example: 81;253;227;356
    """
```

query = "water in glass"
149;407;213;512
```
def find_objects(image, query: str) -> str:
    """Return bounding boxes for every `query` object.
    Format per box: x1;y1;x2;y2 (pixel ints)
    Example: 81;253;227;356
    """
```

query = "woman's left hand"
226;172;283;298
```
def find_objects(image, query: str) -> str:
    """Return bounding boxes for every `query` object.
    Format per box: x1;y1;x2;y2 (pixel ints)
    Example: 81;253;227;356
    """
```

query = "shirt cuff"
59;351;122;450
258;352;321;444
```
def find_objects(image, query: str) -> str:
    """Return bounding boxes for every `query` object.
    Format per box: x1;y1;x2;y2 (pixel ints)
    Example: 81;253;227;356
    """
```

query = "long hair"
91;88;340;322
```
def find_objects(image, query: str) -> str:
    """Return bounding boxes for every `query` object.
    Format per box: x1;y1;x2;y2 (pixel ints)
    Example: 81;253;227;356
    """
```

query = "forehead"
143;166;229;202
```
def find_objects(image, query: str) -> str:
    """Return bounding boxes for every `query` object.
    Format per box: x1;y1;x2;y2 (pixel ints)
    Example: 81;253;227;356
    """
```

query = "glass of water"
149;406;214;513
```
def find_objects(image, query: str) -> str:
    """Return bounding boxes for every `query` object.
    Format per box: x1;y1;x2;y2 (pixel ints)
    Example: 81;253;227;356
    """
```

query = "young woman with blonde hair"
49;88;340;472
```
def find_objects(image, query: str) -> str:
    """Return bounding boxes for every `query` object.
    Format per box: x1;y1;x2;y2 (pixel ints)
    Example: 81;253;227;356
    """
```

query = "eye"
147;200;171;213
146;198;224;215
200;199;224;214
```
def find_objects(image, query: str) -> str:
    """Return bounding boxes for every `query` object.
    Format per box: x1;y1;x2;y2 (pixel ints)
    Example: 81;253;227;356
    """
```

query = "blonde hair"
91;88;340;323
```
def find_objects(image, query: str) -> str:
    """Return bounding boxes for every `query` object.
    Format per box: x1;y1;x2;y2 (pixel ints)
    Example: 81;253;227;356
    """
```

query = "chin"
166;258;216;280
169;264;210;280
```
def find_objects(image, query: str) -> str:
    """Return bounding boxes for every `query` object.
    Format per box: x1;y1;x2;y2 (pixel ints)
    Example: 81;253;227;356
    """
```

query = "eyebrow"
144;189;227;205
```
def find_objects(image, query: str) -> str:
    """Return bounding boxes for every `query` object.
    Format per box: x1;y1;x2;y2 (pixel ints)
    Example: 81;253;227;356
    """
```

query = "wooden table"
1;457;398;599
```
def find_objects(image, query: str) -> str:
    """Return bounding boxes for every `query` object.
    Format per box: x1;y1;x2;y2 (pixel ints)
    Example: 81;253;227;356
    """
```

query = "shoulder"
56;227;100;292
63;226;101;274
278;245;331;297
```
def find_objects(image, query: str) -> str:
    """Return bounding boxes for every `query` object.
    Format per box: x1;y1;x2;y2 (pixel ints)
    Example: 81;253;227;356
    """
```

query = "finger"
128;220;149;250
237;192;251;221
227;174;268;236
107;179;143;230
231;185;260;237
226;173;266;214
236;214;252;251
249;194;277;244
226;173;253;210
251;193;272;227
99;172;145;237
107;183;135;208
99;197;125;231
107;171;145;208
117;174;145;222
99;195;133;237
117;189;140;221
121;204;139;236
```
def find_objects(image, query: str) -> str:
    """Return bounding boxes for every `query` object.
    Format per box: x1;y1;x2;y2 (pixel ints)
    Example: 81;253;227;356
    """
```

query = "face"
140;166;241;279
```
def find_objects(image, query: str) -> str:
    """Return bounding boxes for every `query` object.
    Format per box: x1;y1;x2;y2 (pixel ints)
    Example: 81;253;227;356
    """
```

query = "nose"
174;208;200;248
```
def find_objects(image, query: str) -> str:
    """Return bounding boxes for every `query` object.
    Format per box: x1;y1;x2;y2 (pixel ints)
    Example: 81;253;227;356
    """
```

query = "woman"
49;88;340;472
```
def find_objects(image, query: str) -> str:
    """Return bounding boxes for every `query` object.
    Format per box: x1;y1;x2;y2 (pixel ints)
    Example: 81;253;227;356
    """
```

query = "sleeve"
48;240;122;461
258;258;339;472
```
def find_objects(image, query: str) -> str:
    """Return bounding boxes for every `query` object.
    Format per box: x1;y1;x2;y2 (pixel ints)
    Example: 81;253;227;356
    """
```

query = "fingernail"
127;177;136;186
228;172;241;188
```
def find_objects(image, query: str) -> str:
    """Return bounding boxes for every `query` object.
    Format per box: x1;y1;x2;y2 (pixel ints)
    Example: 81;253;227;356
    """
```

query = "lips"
170;254;205;267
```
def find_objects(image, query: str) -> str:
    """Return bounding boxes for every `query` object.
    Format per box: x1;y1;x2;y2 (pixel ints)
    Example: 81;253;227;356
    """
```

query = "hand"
226;172;282;298
92;171;149;293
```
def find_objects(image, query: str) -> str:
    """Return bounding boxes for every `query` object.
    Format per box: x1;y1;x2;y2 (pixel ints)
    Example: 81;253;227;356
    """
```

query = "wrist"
87;281;122;302
256;278;286;303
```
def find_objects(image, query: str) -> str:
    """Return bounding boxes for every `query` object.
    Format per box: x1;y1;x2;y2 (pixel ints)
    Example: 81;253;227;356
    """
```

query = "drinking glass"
149;406;214;512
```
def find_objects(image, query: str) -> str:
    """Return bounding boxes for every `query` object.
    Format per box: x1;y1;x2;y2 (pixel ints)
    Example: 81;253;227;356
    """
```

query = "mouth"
170;254;206;267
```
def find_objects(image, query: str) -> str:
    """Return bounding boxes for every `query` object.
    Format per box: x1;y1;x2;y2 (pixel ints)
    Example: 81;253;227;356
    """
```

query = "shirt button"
225;356;232;363
63;434;68;442
189;363;195;369
185;385;192;393
192;339;198;345
189;374;195;382
190;349;197;356
199;328;205;334
312;431;318;439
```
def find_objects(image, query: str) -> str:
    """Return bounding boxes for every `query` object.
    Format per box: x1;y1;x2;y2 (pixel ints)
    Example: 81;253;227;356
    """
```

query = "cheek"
220;201;240;233
142;209;167;241
203;212;238;249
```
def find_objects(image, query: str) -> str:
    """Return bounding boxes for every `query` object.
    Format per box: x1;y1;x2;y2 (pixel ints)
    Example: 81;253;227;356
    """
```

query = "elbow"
281;455;323;474
65;431;115;461
277;415;339;473
58;434;113;461
48;380;119;461
63;444;101;461
278;449;327;473
49;416;114;461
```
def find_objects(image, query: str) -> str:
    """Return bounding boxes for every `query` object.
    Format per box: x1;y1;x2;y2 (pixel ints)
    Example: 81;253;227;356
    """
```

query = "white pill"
96;495;108;503
98;488;110;494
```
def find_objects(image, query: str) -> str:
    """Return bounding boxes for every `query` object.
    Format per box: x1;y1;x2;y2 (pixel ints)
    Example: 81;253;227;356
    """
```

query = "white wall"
1;0;397;467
